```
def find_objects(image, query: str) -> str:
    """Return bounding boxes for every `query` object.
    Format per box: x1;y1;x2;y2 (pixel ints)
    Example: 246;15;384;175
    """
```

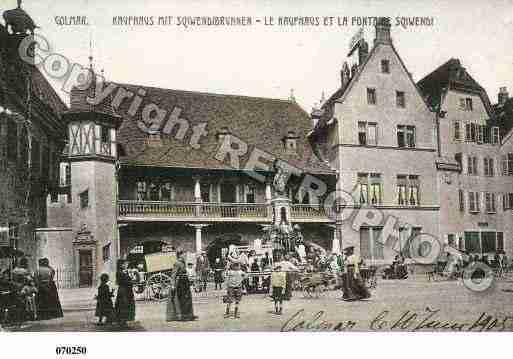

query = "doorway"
78;250;93;287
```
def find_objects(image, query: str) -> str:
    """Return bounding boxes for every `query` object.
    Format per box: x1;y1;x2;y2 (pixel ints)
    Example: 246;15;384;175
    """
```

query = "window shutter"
502;155;508;176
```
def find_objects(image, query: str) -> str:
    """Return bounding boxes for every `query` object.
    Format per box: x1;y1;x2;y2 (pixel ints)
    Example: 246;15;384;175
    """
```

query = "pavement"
6;275;513;332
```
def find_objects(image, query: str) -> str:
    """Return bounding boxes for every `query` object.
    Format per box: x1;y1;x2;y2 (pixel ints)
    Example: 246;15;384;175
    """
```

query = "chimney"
358;39;369;65
374;17;392;45
498;87;509;105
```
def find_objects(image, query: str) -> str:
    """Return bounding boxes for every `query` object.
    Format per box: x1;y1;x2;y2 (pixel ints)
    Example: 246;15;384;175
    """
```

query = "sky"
6;0;513;112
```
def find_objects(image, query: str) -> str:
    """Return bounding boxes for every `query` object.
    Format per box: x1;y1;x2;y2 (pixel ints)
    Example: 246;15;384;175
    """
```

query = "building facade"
418;59;513;259
47;75;338;287
0;22;67;270
310;18;440;264
311;18;513;264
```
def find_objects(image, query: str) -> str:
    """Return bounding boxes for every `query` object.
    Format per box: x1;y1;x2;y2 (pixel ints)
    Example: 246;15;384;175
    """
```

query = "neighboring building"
0;21;67;270
310;18;440;264
47;72;337;287
418;59;512;259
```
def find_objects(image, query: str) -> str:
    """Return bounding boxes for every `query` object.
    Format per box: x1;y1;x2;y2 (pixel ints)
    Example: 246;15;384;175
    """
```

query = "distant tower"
63;62;121;287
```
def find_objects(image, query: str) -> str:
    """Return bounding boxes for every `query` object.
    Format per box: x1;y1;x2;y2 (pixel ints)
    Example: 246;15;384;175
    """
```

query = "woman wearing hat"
166;250;197;321
341;246;370;301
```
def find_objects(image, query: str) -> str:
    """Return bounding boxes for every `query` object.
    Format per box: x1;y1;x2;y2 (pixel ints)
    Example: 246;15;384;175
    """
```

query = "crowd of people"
0;257;63;327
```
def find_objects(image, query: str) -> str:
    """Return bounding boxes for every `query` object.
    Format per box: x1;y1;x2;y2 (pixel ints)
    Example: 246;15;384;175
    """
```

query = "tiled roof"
417;58;494;116
70;82;334;175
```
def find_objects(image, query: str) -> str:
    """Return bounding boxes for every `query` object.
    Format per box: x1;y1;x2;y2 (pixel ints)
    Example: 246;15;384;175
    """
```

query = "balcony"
118;200;270;223
118;201;336;223
290;204;335;223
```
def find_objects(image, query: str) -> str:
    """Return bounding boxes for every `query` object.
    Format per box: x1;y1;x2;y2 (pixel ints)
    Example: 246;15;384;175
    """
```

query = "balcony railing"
118;200;269;221
118;201;335;222
290;204;335;220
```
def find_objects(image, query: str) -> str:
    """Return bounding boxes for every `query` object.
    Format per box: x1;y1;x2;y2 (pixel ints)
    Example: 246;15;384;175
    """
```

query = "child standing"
271;265;286;315
224;262;245;319
95;273;114;326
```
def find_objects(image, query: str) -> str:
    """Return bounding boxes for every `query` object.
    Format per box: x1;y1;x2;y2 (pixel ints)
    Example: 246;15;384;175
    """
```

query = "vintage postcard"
1;0;513;345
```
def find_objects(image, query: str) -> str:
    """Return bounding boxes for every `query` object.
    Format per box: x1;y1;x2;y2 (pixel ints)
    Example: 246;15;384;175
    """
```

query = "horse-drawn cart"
132;252;176;300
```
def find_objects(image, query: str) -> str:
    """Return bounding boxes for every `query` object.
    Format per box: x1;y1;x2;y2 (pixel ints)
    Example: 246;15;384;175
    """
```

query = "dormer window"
283;130;299;153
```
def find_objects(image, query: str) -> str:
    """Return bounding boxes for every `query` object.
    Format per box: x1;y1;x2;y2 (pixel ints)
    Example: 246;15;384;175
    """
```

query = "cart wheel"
148;273;172;300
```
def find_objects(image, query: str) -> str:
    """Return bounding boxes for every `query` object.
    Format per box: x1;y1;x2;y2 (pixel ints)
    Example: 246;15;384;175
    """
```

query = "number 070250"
55;346;87;355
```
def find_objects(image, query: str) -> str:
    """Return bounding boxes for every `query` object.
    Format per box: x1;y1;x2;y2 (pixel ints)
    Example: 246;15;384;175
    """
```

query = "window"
464;232;503;254
357;173;369;205
460;98;473;111
455;153;462;169
367;123;377;146
397;175;420;206
245;185;256;203
503;193;513;210
492;127;500;144
470;123;477;142
357;122;377;146
501;154;513;176
396;175;407;206
465;123;471;142
397;125;415;148
50;192;58;203
102;243;111;262
79;189;89;209
468;192;480;213
467;156;478;175
485;192;496;213
360;227;384;260
477;125;484;143
454;122;461;141
483;157;494;177
136;181;147;200
7;119;17;162
397;126;405;148
357;173;382;205
358;122;366;145
458;189;465;212
396;91;405;108
367;88;376;105
381;60;390;73
369;174;382;205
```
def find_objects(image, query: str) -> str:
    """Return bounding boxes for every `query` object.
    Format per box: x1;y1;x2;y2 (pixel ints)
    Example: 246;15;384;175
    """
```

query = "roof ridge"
112;81;295;104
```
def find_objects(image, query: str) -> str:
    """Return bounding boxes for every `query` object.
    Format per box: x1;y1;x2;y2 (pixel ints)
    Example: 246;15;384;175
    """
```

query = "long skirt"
115;285;136;322
166;278;194;321
341;267;371;301
36;281;64;320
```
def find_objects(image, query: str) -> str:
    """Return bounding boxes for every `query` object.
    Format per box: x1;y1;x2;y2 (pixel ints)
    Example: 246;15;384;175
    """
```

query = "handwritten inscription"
282;308;513;332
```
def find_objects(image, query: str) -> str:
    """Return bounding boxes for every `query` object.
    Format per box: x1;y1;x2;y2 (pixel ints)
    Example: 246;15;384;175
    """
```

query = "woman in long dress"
166;250;197;322
341;247;371;301
114;259;136;328
35;258;63;320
